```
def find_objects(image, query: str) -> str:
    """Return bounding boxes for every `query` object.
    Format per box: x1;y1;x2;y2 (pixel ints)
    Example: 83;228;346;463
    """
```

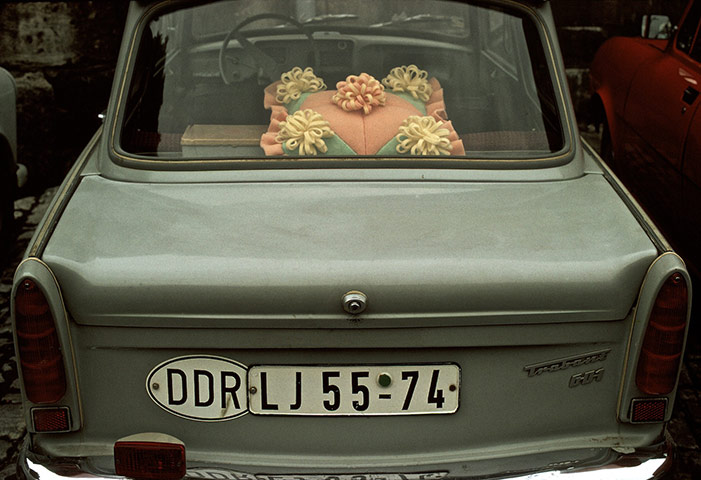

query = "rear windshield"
118;0;566;162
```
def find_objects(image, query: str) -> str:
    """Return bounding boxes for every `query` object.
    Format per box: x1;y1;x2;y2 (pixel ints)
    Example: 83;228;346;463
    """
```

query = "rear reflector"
630;398;667;423
14;279;67;403
114;442;186;480
635;273;688;395
32;407;71;432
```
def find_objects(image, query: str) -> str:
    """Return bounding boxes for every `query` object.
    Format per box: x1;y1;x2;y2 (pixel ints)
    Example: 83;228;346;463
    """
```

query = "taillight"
32;407;71;432
115;441;186;480
635;273;689;395
14;278;67;403
630;398;668;423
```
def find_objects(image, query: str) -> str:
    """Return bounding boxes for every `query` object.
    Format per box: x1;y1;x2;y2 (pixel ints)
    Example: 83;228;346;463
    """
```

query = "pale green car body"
12;1;691;479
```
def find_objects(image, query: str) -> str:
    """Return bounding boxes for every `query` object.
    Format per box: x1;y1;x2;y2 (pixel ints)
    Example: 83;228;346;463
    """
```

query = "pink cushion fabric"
261;76;465;156
299;91;421;155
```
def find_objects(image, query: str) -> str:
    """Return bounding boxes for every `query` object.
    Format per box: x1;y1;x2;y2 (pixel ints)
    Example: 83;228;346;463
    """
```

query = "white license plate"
248;364;460;415
188;469;447;480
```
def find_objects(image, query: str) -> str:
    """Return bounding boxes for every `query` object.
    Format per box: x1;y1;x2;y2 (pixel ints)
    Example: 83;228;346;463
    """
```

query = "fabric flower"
382;65;433;102
276;109;335;155
332;73;386;115
276;67;326;104
396;116;453;156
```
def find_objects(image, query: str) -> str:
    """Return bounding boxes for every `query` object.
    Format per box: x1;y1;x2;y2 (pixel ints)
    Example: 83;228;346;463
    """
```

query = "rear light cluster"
115;441;186;480
14;279;67;404
636;273;689;396
630;398;668;423
32;407;71;432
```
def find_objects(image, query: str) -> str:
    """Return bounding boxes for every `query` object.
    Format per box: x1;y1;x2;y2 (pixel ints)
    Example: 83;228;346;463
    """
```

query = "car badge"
523;349;611;378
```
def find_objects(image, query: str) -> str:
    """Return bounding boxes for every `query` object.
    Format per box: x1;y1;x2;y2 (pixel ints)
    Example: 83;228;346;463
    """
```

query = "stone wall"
0;2;129;192
0;1;692;191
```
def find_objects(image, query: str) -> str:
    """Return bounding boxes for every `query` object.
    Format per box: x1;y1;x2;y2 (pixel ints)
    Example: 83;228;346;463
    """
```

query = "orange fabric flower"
332;73;386;115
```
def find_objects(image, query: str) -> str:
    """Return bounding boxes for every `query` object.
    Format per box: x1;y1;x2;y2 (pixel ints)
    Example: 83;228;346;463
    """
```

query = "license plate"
248;364;460;415
188;469;447;480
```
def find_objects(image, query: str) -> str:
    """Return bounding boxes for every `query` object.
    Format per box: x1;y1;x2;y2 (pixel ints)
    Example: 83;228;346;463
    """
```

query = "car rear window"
117;0;566;162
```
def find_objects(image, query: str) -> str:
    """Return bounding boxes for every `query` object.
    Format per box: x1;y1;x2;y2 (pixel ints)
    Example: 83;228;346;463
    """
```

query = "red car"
591;1;701;277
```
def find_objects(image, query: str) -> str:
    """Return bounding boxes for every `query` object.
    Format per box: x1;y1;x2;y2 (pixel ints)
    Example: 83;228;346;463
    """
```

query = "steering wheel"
218;13;319;85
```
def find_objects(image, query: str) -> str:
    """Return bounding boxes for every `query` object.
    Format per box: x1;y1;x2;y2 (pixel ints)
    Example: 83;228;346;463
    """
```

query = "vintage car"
11;1;692;479
0;67;23;264
590;0;701;278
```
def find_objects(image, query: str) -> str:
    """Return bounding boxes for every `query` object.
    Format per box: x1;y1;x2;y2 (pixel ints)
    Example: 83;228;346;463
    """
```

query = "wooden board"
181;125;268;147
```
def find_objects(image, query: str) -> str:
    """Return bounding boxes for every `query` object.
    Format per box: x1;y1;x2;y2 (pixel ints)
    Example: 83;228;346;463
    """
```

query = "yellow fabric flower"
276;67;326;104
382;65;433;102
332;73;386;115
276;109;335;155
396;116;452;156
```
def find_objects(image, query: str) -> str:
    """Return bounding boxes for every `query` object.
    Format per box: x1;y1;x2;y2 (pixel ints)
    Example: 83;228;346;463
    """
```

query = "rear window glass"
118;0;565;162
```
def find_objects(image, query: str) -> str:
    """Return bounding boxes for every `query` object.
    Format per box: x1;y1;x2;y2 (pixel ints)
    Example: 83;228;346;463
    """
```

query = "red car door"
621;1;701;245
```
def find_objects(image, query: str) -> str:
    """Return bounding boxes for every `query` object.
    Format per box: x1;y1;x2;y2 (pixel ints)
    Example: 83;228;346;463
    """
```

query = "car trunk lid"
43;173;656;327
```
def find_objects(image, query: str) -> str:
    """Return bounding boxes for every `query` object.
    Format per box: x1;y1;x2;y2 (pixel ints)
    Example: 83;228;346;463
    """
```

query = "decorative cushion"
260;66;465;157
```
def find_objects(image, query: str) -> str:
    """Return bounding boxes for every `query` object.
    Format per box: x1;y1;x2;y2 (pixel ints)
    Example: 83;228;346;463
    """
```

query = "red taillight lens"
630;398;667;423
32;407;71;432
114;442;186;480
636;273;689;395
14;279;67;403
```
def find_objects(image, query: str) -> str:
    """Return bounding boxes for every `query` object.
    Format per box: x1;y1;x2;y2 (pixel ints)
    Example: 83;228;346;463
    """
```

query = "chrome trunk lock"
342;291;367;314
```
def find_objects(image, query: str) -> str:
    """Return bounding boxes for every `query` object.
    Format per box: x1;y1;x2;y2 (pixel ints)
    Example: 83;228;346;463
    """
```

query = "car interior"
119;1;565;159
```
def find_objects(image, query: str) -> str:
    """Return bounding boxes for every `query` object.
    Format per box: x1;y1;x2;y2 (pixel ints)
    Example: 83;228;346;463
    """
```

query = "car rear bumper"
17;434;673;480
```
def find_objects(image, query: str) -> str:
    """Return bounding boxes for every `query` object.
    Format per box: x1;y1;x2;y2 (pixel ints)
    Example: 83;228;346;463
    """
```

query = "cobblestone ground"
0;184;699;479
668;319;701;479
0;187;58;480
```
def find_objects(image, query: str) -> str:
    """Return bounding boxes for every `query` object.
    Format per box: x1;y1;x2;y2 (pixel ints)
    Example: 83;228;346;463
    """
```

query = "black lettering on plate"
290;372;302;410
322;371;341;411
194;370;215;407
351;371;370;411
167;368;187;406
221;371;241;409
260;372;279;410
401;370;419;410
427;369;445;409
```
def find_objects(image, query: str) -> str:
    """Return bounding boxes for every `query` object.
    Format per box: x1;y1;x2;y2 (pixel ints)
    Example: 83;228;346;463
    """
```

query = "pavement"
0;187;58;480
0;184;699;480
